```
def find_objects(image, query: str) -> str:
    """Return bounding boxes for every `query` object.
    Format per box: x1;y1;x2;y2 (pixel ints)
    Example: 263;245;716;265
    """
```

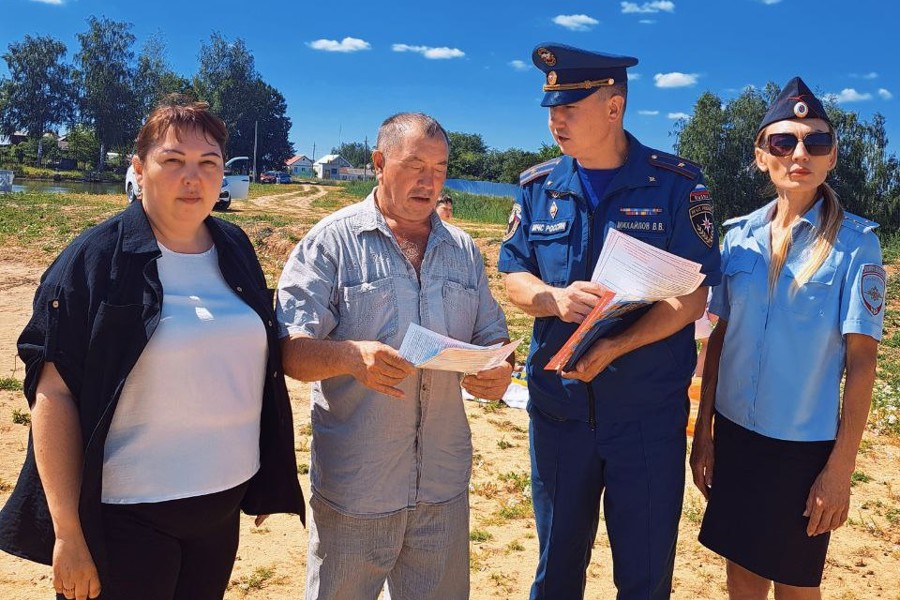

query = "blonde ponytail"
767;182;843;293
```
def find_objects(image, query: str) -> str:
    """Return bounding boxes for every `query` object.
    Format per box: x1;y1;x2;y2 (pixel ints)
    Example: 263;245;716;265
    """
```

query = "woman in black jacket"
0;97;304;600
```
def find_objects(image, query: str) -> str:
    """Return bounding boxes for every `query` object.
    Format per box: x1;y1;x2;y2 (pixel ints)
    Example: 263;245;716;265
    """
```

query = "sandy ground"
1;191;898;599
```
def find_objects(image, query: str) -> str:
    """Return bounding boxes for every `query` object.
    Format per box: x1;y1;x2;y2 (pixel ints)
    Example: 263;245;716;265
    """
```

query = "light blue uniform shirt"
710;199;885;441
276;192;509;515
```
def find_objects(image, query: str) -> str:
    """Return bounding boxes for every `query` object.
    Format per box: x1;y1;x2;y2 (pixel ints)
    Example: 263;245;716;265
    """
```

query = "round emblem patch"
537;48;557;67
793;101;809;118
547;71;558;85
503;203;523;242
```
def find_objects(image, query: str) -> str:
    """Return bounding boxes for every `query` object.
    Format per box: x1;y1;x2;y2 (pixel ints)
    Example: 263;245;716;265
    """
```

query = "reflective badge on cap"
793;101;809;118
503;203;522;242
861;264;886;316
689;203;714;248
547;71;558;86
537;47;557;67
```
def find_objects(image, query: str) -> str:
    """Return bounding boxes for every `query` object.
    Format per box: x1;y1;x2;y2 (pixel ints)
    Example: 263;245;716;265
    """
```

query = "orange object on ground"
687;376;701;436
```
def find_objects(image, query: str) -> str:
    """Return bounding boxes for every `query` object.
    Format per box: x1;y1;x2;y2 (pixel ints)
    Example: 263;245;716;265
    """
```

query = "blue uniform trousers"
528;400;687;600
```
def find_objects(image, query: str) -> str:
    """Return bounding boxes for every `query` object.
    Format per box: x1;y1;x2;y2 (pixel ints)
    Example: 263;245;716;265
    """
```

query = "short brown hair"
135;95;228;160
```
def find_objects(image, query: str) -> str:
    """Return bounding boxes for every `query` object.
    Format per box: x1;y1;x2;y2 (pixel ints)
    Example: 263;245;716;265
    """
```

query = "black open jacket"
0;200;304;576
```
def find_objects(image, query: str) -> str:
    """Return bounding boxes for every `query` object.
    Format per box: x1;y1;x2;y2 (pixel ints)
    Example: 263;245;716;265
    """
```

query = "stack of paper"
546;229;704;372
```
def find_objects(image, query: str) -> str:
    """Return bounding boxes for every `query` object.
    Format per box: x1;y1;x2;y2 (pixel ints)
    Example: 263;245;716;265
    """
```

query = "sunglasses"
761;132;835;157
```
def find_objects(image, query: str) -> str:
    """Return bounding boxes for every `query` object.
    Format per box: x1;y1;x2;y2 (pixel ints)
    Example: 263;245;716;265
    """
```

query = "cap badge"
537;48;557;67
793;101;809;118
547;71;558;86
549;201;558;219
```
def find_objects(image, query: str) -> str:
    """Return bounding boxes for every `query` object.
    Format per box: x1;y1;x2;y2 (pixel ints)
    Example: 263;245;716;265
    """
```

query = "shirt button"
272;371;278;379
268;320;274;327
51;300;59;309
236;286;243;293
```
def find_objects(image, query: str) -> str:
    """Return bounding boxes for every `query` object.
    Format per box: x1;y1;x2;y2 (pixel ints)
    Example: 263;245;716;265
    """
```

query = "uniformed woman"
689;77;884;599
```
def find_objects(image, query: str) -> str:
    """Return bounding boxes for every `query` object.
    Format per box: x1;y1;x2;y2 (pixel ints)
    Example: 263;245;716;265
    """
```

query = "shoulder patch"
841;211;879;234
519;157;561;186
648;151;700;180
860;264;886;316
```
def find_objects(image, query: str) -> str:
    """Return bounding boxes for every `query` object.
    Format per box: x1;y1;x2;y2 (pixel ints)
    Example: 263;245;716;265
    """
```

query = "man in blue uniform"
499;43;722;600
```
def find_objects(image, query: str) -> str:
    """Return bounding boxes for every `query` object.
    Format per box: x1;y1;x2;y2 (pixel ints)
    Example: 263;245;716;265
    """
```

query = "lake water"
8;179;122;195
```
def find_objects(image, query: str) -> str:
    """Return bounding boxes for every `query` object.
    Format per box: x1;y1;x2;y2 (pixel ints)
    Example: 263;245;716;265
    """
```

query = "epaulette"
841;211;879;234
648;151;700;180
519;157;561;186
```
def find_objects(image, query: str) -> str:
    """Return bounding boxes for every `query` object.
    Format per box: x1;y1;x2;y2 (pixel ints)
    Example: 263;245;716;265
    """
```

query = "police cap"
532;42;638;107
757;76;831;134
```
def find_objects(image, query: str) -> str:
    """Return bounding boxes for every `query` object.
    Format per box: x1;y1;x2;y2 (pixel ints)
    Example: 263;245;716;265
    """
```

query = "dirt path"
246;184;329;216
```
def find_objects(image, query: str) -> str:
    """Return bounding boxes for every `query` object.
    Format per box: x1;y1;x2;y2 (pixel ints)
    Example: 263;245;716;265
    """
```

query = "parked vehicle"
259;170;278;184
275;172;293;184
125;156;250;211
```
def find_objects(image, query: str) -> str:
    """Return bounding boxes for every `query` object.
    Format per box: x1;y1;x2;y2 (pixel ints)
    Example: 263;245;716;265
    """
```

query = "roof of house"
285;155;312;166
314;154;350;166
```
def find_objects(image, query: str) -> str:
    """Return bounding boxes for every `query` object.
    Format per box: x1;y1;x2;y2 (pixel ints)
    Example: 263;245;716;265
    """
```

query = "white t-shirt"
102;243;267;504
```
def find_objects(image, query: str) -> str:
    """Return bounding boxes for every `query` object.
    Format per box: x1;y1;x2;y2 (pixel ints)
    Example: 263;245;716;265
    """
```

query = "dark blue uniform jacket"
499;132;721;425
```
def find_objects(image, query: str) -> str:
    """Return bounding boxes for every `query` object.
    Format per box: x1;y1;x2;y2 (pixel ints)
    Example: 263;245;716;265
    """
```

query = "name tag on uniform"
616;220;665;233
530;221;570;235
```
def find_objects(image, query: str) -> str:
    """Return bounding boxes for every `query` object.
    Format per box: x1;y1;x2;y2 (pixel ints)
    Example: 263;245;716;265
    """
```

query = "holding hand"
551;281;607;324
561;337;623;382
462;362;515;401
349;341;415;398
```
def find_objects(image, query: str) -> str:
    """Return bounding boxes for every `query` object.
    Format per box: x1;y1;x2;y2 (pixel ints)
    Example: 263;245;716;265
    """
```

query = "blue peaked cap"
532;42;638;107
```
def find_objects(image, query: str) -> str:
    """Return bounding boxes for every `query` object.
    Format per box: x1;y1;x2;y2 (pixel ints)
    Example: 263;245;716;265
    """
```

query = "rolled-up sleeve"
17;251;89;406
275;234;340;340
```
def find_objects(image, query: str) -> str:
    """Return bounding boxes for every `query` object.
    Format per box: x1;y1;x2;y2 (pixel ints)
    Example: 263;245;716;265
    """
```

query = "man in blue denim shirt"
276;112;511;600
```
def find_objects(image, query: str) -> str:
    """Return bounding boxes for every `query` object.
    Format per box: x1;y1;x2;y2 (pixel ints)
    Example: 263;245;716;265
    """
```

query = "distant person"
499;43;720;600
277;112;512;599
436;192;454;220
690;77;884;600
0;97;304;600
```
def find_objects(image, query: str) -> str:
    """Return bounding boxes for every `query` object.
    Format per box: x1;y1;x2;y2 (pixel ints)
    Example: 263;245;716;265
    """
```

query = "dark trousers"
82;481;248;600
528;402;687;600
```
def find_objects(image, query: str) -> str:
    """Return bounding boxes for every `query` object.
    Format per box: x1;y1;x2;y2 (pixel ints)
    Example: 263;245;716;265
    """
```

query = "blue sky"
2;0;897;162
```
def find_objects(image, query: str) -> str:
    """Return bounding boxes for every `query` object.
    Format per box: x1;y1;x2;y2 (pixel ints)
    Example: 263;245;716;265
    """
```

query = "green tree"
448;131;489;179
135;32;192;118
331;141;370;169
65;123;100;168
75;16;141;170
0;35;75;165
194;33;293;169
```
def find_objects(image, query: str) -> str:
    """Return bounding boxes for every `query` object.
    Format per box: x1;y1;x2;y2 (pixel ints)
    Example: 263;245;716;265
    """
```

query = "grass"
851;470;873;486
297;463;310;475
0;377;22;391
470;528;493;543
231;566;284;595
451;191;513;224
497;500;533;520
498;471;531;494
11;409;31;426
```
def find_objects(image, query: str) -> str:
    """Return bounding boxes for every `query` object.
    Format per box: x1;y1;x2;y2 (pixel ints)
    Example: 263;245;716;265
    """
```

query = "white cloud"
30;0;65;4
654;72;698;88
639;19;657;24
638;110;660;116
668;112;691;120
850;72;879;79
392;44;465;59
552;14;600;31
759;0;782;4
509;60;529;72
621;1;675;14
627;73;642;81
307;37;370;53
828;88;873;103
878;88;893;100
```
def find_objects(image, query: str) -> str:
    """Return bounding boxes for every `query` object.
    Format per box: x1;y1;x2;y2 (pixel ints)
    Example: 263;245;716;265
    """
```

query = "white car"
125;156;251;211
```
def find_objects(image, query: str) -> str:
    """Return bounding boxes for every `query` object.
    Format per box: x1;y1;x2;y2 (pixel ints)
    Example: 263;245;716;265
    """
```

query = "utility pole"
364;136;368;178
252;120;258;181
